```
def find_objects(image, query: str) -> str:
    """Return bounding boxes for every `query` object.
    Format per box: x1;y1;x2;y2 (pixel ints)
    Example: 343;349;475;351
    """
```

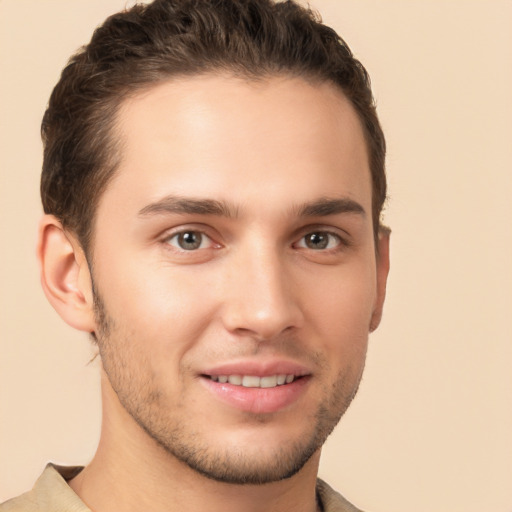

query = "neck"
70;373;321;512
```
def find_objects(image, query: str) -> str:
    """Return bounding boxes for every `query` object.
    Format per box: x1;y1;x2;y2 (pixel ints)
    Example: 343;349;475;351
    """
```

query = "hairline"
74;70;381;259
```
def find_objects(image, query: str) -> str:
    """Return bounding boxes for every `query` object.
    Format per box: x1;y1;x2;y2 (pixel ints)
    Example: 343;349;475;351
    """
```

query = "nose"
220;241;304;341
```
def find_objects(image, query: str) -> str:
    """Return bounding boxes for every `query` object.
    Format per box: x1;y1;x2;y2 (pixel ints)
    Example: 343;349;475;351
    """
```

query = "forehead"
100;74;371;220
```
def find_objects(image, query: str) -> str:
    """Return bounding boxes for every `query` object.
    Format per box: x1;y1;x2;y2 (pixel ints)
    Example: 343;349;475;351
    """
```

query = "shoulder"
0;465;89;512
0;494;35;512
316;479;366;512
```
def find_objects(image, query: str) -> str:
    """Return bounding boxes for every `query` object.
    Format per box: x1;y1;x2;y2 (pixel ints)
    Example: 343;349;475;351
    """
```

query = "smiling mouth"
205;374;299;388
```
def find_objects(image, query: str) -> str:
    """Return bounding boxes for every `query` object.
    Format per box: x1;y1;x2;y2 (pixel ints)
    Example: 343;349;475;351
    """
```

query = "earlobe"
369;227;390;332
37;215;96;332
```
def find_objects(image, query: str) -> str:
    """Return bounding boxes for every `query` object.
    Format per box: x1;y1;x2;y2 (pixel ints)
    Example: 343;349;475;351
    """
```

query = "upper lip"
201;359;311;378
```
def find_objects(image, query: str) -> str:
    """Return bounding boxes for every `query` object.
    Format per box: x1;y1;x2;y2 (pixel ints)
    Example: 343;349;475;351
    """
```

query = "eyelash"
162;227;349;255
293;231;346;252
163;230;218;252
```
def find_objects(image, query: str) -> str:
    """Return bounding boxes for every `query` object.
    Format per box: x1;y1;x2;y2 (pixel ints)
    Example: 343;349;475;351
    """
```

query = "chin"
136;402;344;486
166;434;322;485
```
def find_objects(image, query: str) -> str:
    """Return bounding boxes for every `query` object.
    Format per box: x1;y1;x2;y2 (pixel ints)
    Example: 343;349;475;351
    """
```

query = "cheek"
299;261;375;376
303;262;377;333
94;253;219;357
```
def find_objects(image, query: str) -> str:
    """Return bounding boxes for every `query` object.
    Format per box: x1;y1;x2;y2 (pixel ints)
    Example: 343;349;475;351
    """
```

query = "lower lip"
200;376;310;414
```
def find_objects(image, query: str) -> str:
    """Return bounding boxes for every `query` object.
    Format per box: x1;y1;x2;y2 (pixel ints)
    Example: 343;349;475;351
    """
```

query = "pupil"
179;232;201;250
307;232;328;249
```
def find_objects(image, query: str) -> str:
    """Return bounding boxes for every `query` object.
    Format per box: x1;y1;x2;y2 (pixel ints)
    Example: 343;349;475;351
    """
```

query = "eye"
296;231;341;251
165;230;214;251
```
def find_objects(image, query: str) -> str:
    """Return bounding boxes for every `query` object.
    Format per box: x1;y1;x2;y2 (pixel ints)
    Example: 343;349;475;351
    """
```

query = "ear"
369;227;390;332
37;215;96;332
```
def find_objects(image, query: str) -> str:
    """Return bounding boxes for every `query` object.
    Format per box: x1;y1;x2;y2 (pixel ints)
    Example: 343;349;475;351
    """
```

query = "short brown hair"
41;0;386;254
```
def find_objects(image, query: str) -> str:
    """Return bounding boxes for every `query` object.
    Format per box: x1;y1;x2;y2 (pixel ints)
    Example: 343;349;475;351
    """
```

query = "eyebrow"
138;195;237;218
138;195;365;220
295;197;366;218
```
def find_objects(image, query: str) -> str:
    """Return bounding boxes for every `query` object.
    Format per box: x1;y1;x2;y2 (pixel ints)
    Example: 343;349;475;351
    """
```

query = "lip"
199;359;311;414
201;360;311;378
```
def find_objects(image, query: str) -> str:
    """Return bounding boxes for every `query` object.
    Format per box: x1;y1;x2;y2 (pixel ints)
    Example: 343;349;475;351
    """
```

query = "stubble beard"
93;290;365;485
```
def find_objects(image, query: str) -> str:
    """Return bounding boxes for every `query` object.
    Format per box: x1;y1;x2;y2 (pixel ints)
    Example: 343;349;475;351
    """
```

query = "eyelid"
166;231;214;250
294;231;344;251
160;224;222;251
293;224;351;244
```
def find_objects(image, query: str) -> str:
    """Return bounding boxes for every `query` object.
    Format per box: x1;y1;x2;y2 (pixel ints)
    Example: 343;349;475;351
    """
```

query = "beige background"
1;1;511;510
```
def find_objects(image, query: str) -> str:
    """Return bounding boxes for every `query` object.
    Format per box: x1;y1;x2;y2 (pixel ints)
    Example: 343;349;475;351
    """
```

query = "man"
1;0;389;511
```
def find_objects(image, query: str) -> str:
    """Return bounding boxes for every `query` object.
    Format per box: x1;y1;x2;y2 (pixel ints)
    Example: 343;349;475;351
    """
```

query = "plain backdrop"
1;1;511;511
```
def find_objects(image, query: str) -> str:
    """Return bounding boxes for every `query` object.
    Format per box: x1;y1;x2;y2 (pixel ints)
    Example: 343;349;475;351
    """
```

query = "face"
89;75;387;484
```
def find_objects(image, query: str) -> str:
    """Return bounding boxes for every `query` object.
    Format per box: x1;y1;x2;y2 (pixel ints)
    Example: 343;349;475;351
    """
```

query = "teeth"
228;375;242;385
210;374;296;388
260;375;277;388
242;375;261;387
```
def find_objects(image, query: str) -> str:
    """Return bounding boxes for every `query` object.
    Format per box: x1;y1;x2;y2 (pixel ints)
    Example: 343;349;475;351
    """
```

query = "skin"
39;74;389;512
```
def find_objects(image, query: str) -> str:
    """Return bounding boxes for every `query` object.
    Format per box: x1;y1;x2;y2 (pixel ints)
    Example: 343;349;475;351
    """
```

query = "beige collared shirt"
0;464;363;512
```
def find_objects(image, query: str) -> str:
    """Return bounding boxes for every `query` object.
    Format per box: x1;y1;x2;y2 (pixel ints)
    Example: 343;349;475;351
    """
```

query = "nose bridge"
221;235;302;339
